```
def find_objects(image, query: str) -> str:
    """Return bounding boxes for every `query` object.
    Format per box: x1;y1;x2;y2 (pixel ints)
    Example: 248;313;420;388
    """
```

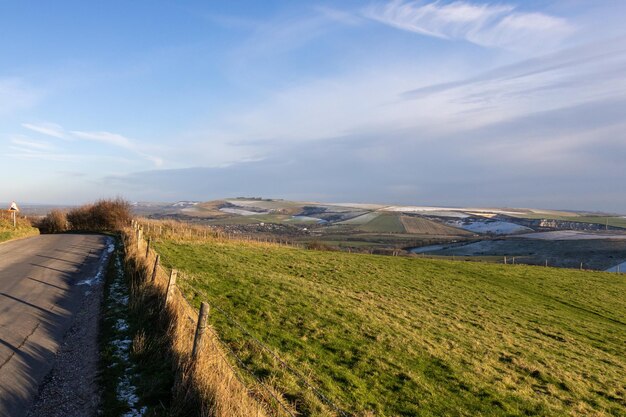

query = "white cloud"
71;130;134;149
10;123;164;167
22;122;67;139
363;1;574;50
10;137;54;151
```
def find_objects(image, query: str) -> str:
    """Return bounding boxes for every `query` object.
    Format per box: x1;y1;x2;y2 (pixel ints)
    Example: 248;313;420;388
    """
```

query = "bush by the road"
66;198;132;232
38;209;69;234
40;198;132;233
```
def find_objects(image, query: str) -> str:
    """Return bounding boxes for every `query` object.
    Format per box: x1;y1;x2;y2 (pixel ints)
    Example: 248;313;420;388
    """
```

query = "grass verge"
0;215;39;243
99;236;174;416
106;228;271;417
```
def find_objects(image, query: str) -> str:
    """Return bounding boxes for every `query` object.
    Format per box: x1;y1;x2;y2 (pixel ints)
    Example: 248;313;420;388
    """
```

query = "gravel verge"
26;238;115;417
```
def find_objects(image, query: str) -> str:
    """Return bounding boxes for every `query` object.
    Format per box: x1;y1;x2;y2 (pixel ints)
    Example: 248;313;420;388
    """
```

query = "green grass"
153;237;626;417
0;216;39;243
357;213;406;233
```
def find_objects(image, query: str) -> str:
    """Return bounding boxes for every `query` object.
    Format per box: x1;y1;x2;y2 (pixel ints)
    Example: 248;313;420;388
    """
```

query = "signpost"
8;201;19;228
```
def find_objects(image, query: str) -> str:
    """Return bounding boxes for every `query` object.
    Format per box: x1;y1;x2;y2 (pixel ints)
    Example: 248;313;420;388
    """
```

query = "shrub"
67;198;132;232
39;209;68;233
305;241;334;251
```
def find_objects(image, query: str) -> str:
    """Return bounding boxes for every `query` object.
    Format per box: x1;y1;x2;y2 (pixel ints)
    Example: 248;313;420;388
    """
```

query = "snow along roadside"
101;241;147;417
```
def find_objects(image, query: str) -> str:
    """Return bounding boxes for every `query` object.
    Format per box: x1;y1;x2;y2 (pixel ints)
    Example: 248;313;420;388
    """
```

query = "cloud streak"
363;0;574;50
13;123;164;167
22;122;67;139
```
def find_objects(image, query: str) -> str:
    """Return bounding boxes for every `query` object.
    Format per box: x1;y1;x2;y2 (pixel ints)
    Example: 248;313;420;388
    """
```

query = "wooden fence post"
151;254;160;282
146;237;151;258
136;228;142;251
166;269;178;304
192;302;210;359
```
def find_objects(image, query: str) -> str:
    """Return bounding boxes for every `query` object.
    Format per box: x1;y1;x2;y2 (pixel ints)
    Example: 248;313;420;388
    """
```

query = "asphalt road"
0;234;111;417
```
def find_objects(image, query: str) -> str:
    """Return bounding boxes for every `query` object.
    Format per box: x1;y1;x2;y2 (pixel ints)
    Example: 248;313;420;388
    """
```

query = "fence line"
131;221;348;417
205;326;297;417
133;221;352;417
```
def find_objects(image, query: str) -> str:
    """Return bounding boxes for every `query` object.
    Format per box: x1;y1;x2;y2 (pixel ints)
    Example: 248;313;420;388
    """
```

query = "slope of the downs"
154;237;625;417
399;215;472;235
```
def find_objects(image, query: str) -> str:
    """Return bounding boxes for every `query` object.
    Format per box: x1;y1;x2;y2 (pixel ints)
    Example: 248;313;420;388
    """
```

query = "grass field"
0;215;39;243
357;213;406;233
152;236;625;416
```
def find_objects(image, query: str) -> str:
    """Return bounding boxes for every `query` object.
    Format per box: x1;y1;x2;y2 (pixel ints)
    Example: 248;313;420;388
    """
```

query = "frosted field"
449;220;533;235
219;207;268;216
519;231;626;240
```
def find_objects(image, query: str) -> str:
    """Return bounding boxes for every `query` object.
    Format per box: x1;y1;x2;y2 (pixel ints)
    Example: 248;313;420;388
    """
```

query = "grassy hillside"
357;213;406;233
153;236;625;416
399;215;471;235
0;214;39;243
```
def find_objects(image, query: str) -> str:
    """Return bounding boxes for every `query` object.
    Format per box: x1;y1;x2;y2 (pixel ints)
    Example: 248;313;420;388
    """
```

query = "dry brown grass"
123;224;280;417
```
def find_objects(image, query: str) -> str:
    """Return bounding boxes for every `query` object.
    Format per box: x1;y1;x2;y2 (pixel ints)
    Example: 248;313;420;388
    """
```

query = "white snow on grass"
106;247;146;417
384;206;523;217
288;215;327;223
606;261;626;272
519;231;626;240
115;319;129;332
337;212;381;225
410;244;449;254
449;220;532;235
219;207;269;216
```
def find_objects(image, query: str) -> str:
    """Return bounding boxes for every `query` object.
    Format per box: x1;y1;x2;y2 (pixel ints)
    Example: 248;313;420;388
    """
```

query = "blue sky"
1;1;625;212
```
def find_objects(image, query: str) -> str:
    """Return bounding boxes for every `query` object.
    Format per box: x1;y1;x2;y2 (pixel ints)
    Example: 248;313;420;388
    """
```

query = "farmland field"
356;212;406;233
152;234;626;417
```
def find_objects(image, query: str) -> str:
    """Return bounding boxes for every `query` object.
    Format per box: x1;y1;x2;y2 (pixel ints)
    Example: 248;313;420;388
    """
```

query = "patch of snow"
107;247;145;417
606;261;626;272
385;205;524;216
77;237;115;287
219;207;268;216
328;203;386;210
115;319;129;332
172;201;199;207
410;244;448;254
337;212;381;225
289;215;327;224
449;220;532;235
520;231;626;240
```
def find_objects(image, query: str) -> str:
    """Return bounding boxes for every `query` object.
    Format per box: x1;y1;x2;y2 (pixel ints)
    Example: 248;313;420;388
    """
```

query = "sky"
1;0;625;212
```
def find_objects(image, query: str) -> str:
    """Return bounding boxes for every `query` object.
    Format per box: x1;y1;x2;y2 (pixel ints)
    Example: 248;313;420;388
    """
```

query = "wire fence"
134;220;352;417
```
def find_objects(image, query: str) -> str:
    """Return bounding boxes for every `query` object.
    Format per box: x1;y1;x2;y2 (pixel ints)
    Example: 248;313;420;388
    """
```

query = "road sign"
8;201;19;212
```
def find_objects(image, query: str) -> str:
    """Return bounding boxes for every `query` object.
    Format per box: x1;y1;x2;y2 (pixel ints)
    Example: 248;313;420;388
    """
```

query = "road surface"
0;234;111;417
